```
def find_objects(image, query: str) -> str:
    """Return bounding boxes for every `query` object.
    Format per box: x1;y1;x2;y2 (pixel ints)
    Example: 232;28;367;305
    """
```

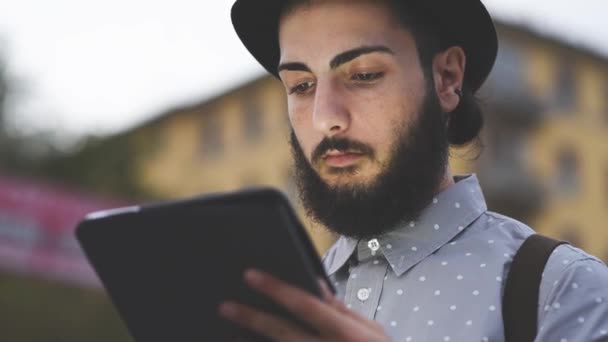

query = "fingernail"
219;302;238;318
245;269;263;285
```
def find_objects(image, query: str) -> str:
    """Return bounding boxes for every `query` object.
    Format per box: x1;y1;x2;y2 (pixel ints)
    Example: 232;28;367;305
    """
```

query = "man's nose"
312;80;350;136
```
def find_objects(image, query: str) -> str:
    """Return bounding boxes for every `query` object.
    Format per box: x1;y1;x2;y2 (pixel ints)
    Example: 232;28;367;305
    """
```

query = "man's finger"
317;278;333;302
218;301;310;342
244;269;360;336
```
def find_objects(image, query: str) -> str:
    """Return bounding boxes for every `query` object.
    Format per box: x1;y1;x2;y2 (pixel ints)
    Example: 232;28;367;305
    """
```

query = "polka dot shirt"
322;175;608;342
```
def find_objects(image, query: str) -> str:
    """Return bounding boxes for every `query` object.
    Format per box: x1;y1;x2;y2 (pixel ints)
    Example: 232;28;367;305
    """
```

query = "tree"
0;50;21;168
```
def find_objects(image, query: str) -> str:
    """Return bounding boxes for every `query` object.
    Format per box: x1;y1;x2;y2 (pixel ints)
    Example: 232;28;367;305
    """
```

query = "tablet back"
76;188;329;342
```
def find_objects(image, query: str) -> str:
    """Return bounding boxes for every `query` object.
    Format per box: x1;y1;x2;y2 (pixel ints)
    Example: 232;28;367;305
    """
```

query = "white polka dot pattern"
321;175;608;342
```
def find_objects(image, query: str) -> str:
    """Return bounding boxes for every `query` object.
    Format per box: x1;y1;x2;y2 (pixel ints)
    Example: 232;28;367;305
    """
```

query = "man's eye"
352;72;384;82
289;81;315;95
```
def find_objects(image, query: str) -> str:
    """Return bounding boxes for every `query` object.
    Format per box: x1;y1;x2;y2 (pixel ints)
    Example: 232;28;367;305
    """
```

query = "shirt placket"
344;259;388;320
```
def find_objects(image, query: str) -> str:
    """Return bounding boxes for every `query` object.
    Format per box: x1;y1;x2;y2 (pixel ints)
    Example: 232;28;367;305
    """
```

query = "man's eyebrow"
330;45;394;69
277;62;311;74
277;45;394;74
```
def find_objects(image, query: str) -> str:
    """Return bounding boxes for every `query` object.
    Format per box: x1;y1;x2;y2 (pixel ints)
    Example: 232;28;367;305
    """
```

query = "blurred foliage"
0;272;132;342
31;134;155;200
0;130;154;200
0;52;16;161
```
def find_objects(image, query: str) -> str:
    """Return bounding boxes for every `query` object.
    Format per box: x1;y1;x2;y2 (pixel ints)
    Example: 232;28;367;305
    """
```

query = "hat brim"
231;0;497;92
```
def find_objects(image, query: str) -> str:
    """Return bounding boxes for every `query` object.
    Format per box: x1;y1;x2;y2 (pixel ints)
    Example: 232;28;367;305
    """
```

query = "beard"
289;89;449;240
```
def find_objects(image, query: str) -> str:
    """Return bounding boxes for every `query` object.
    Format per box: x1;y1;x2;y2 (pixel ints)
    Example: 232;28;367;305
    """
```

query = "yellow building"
122;21;608;259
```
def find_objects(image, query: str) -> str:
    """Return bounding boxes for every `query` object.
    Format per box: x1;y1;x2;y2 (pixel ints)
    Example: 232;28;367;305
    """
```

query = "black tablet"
75;188;333;342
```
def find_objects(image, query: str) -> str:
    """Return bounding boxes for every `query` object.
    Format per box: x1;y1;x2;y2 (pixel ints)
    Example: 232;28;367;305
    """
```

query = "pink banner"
0;174;128;288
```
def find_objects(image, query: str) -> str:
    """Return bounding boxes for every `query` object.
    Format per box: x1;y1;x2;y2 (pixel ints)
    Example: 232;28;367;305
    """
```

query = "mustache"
311;137;375;164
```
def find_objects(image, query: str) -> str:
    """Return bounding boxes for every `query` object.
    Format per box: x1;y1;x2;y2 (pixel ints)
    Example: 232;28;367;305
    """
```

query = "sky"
0;0;606;143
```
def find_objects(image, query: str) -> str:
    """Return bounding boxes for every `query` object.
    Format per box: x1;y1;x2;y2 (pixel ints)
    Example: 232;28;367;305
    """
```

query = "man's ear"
432;46;466;113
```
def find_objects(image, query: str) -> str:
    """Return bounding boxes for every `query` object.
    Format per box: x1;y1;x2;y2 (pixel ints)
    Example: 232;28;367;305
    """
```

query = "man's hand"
218;269;390;342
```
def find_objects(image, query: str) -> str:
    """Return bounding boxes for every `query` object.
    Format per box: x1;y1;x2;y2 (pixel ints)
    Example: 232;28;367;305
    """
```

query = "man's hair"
280;0;484;147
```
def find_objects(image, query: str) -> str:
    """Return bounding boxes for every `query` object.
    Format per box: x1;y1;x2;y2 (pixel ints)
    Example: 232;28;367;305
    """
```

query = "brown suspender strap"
502;234;567;342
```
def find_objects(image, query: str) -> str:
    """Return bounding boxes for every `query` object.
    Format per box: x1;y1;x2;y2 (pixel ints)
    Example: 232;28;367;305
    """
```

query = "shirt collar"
326;174;487;277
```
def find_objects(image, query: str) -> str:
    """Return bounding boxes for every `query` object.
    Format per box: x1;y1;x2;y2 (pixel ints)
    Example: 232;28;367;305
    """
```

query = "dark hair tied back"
447;86;484;146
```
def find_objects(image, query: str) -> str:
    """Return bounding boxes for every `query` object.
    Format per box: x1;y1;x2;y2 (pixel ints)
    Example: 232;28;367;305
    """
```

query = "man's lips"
321;150;364;167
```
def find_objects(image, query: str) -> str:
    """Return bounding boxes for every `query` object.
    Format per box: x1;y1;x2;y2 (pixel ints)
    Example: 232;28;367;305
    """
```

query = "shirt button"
368;239;380;251
357;288;370;301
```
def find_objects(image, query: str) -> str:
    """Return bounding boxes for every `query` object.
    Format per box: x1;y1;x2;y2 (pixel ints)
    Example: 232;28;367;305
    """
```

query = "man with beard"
220;0;608;341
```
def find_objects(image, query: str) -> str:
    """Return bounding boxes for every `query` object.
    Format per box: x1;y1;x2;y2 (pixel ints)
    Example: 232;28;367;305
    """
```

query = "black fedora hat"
231;0;497;92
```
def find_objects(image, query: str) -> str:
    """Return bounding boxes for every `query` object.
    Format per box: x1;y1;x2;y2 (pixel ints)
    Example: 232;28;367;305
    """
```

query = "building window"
555;147;579;194
554;55;577;112
486;123;525;164
240;173;261;188
489;39;524;90
243;93;263;142
201;113;223;158
139;124;163;159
